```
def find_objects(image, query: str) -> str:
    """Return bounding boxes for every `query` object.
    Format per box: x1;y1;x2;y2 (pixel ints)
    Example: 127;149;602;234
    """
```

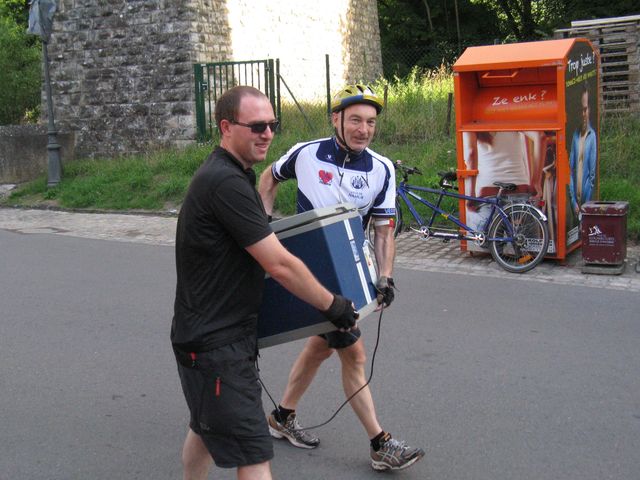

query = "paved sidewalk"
0;207;177;246
2;206;639;292
395;229;640;292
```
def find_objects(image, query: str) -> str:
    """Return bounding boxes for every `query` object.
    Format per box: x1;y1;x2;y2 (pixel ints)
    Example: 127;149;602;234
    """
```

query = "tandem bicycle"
367;161;550;273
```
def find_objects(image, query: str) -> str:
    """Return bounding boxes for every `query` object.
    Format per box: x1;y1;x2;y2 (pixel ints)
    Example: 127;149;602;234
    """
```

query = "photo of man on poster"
569;82;597;217
564;44;599;247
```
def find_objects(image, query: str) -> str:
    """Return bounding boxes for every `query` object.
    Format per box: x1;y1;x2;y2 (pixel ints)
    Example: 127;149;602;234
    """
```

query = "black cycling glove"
322;294;359;329
375;276;395;306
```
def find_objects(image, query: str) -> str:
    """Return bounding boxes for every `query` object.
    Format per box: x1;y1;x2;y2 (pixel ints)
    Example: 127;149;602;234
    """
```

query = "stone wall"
0;125;75;183
343;0;384;83
46;0;383;158
49;0;231;158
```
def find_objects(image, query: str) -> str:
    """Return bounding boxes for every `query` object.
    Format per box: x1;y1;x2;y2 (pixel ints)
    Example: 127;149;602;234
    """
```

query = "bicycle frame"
396;181;514;244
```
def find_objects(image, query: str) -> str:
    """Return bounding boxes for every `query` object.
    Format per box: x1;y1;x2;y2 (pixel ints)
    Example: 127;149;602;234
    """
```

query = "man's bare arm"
373;222;395;278
258;165;279;217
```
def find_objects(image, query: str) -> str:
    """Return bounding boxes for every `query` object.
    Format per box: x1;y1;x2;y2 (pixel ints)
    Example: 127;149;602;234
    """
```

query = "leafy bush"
0;17;41;125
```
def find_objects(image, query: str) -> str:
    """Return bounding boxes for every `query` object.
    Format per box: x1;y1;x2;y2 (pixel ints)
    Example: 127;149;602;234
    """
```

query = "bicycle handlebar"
394;160;422;176
395;160;459;189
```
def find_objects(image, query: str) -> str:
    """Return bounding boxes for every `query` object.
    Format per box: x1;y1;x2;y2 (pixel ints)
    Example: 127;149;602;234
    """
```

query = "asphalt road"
1;229;639;480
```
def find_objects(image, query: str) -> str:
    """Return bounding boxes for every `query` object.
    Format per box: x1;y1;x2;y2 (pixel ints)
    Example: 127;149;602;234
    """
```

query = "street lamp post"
41;38;61;186
28;0;61;187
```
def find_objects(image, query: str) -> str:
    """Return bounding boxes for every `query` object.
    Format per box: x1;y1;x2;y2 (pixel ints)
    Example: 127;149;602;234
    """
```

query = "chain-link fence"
381;44;461;79
376;67;454;144
277;56;333;139
195;53;456;146
275;53;455;145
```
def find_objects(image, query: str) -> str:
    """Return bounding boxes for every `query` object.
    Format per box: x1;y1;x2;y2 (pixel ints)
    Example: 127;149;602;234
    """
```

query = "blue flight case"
257;203;379;348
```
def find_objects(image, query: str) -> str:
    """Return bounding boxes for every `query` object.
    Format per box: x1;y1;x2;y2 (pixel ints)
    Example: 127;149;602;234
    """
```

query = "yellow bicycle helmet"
331;84;384;114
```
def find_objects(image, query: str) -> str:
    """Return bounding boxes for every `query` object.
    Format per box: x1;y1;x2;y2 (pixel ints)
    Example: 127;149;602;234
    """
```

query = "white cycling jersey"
271;137;396;227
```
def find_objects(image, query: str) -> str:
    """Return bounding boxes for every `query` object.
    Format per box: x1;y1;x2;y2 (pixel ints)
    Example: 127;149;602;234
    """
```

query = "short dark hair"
214;86;267;130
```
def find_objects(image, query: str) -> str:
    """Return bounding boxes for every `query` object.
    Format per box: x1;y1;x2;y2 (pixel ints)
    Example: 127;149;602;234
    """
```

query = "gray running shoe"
370;435;425;471
268;412;320;449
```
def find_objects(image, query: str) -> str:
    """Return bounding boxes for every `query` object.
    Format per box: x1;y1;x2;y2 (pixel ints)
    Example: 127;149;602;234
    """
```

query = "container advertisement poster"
462;130;558;253
564;42;599;248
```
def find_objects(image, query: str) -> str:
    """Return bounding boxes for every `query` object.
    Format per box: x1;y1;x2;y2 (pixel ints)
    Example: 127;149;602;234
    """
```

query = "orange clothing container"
453;38;599;260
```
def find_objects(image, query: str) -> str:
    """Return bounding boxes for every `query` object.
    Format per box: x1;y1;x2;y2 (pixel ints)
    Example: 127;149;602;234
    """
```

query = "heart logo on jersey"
318;170;333;185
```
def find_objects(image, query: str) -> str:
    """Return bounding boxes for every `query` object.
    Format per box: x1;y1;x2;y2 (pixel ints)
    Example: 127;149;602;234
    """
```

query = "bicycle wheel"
488;204;549;273
365;199;403;247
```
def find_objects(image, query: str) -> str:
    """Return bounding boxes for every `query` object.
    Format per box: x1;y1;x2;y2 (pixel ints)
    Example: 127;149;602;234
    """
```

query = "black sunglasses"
230;120;280;134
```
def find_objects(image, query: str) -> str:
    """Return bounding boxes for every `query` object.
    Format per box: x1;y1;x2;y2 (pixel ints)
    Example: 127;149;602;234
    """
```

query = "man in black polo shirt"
171;85;358;480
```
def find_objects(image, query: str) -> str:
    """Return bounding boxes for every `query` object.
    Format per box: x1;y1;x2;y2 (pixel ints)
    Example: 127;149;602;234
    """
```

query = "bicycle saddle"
492;182;517;191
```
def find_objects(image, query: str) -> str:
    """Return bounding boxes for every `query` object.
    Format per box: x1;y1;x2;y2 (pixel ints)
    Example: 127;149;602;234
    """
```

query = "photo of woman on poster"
462;130;546;234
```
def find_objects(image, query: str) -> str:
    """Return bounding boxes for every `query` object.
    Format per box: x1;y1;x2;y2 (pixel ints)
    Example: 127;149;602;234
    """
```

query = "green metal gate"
194;59;281;141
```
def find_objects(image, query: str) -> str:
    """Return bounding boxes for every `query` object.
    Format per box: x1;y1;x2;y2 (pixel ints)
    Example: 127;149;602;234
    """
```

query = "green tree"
378;0;640;76
471;0;539;40
378;0;499;76
0;0;30;30
561;0;639;25
469;0;639;40
0;15;41;125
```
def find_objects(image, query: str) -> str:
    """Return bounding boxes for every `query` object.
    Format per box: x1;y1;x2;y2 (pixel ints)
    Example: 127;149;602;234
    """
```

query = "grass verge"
2;70;638;239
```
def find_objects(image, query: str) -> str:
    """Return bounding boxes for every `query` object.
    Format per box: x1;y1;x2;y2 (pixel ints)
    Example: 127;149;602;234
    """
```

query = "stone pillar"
48;0;231;158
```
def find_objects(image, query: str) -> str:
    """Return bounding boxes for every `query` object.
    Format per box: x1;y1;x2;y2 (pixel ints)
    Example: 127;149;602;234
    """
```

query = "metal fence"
194;59;280;141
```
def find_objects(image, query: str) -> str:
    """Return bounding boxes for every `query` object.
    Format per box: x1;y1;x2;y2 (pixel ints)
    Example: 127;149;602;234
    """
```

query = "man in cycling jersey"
258;84;425;472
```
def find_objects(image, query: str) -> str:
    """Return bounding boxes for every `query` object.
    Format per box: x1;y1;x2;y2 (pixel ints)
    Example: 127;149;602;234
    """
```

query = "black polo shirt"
171;146;273;351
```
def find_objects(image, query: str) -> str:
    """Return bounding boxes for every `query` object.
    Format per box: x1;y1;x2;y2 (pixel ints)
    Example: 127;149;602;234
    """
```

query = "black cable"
257;303;386;431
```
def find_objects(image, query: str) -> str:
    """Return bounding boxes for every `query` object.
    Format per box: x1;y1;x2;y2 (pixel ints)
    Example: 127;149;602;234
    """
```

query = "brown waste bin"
580;201;628;271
